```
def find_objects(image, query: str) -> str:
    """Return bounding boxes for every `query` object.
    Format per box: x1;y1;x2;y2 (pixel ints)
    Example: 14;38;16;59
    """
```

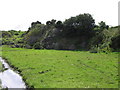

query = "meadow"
1;46;119;88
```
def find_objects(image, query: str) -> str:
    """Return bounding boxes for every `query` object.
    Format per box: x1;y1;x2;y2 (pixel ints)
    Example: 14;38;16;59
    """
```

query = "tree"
63;13;95;37
46;19;56;26
31;21;41;27
106;25;109;30
46;21;52;25
24;24;45;46
55;21;63;29
51;19;56;25
98;21;109;30
111;35;120;51
75;13;95;32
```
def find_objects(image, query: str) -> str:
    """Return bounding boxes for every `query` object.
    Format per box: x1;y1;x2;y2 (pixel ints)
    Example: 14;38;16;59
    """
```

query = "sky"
0;0;119;31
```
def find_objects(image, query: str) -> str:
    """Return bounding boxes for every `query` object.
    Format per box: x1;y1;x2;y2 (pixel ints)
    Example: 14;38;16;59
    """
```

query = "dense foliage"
63;13;95;37
90;26;120;52
24;13;96;50
1;30;26;48
1;13;120;52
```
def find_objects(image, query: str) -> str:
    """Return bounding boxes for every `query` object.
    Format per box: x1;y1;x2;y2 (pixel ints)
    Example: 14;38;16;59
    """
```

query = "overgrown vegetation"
90;26;120;53
1;30;26;48
1;13;120;52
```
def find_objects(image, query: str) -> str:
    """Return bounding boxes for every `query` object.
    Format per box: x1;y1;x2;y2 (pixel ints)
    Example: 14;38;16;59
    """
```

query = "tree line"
1;13;120;52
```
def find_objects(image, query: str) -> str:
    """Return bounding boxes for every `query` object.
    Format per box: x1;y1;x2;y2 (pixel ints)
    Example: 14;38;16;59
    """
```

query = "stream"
0;57;26;89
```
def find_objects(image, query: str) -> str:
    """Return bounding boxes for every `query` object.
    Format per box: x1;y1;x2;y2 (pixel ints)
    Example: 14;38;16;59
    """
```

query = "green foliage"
33;42;43;49
63;13;95;37
98;21;109;30
2;31;12;38
24;24;47;46
46;19;56;26
1;14;120;52
24;13;96;50
2;46;119;88
1;30;26;48
89;26;120;52
55;21;63;29
111;35;120;51
31;21;41;27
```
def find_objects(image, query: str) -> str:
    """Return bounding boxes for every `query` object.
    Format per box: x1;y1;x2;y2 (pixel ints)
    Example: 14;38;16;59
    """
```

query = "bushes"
90;45;113;53
110;35;120;51
1;14;120;52
89;27;120;53
1;30;26;49
24;24;46;46
33;42;43;49
2;31;12;38
24;13;95;50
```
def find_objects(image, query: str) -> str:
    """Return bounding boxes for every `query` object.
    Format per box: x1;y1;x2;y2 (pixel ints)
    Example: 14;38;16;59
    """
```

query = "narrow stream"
0;57;26;89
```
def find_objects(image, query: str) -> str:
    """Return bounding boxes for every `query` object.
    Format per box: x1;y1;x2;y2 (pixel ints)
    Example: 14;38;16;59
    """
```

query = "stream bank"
0;57;26;89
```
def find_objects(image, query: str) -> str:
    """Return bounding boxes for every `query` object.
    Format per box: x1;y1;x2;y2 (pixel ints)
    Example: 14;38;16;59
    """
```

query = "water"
0;57;26;89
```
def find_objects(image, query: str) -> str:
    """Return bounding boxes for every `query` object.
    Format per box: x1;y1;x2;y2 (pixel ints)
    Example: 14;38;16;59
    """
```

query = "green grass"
1;46;119;88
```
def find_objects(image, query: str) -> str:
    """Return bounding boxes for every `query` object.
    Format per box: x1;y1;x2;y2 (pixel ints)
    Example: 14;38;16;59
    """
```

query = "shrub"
25;44;32;49
33;42;43;49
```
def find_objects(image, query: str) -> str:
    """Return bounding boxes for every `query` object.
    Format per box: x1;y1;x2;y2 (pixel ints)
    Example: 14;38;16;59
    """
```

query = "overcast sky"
0;0;119;31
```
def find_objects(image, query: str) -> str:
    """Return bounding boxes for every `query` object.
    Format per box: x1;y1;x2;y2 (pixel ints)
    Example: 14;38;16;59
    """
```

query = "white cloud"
0;0;119;31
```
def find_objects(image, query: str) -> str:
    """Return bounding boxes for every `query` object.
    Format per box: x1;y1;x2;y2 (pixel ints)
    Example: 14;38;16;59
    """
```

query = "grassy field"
1;46;119;88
